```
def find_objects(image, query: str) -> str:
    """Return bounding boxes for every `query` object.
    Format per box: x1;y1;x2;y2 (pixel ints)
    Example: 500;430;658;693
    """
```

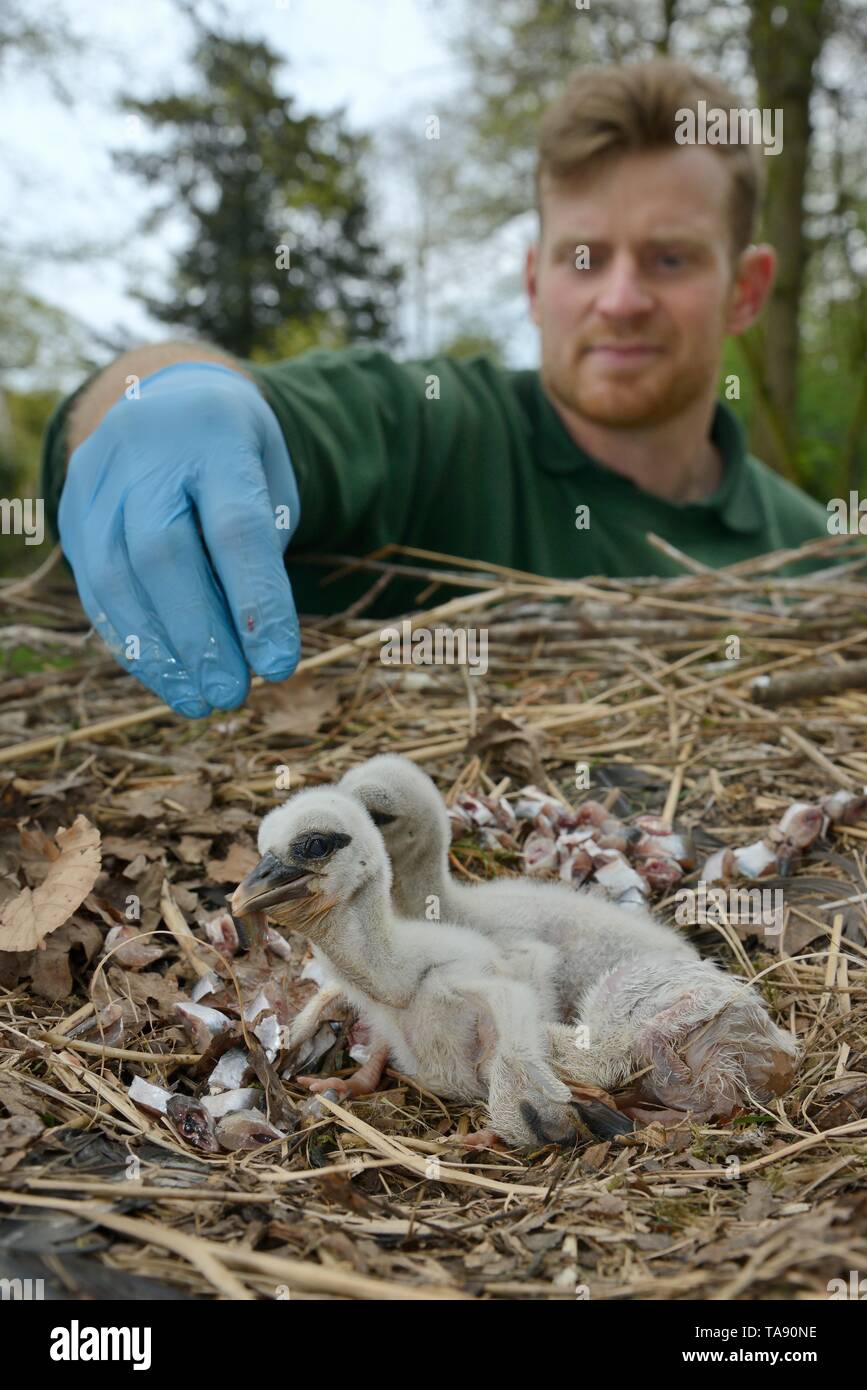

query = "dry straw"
1;535;866;1299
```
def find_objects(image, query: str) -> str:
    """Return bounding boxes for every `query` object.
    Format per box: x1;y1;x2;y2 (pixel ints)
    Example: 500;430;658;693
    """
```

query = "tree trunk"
747;0;827;478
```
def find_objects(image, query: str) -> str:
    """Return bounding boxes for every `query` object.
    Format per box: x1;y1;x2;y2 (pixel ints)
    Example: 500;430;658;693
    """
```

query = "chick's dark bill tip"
230;851;313;917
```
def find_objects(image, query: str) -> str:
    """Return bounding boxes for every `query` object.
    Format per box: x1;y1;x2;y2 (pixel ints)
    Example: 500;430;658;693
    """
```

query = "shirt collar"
533;379;765;534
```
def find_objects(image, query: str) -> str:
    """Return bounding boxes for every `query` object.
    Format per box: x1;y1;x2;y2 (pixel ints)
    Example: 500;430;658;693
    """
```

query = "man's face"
527;146;766;429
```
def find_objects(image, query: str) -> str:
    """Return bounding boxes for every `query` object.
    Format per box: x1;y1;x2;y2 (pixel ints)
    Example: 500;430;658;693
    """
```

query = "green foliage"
247;313;347;365
0;386;60;495
0;271;92;384
114;29;402;358
0;0;82;95
436;330;506;363
3;646;77;677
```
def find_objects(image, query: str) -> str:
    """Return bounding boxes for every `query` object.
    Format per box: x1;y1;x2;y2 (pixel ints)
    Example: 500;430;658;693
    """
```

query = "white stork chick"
230;787;605;1149
338;755;798;1119
338;755;696;1014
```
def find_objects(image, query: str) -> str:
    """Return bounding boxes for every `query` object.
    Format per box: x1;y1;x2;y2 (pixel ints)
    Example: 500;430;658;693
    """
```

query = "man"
42;59;830;719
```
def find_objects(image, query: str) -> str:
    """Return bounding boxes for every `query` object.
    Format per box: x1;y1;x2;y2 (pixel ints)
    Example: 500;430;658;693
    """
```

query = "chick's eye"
370;809;397;827
303;834;332;859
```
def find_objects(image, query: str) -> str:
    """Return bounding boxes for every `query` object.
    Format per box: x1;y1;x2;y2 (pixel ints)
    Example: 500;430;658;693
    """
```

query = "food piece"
252;1011;283;1060
215;1109;286;1151
701;847;736;884
174;1001;233;1051
208;1046;253;1093
191;969;225;1002
558;846;594;886
128;1076;172;1116
635;856;683;890
775;803;824;849
733;840;778;878
593;854;649;901
574;800;612;829
166;1094;219;1152
822;790;867;826
103;924;166;971
263;925;294;960
632;814;673;836
200;1087;264;1118
630;831;692;866
523;830;559;876
203;911;239;958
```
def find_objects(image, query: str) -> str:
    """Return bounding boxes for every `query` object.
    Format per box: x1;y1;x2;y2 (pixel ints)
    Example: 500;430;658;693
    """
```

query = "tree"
0;0;81;98
745;0;829;477
113;27;402;358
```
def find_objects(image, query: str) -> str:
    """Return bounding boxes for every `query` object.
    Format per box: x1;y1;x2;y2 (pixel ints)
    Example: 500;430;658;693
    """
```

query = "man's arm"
46;339;487;713
67;340;250;452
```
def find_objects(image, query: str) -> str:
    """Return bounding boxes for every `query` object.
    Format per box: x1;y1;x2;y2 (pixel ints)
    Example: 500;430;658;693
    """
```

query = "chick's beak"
230;851;312;918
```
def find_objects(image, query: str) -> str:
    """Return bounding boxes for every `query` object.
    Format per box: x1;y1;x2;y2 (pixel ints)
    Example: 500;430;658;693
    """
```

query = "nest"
0;535;866;1301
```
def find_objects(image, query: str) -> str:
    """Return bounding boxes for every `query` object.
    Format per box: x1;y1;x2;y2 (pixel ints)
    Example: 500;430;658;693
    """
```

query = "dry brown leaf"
248;669;341;737
19;824;60;862
91;964;184;1020
172;883;199;913
207;842;259;883
219;808;261;833
84;893;125;927
465;715;546;784
115;786;168;820
0;816;102;953
162;780;213;815
14;822;62;888
0;1113;43;1152
30;918;103;1000
0;948;32;989
175;835;212;866
101;834;159;862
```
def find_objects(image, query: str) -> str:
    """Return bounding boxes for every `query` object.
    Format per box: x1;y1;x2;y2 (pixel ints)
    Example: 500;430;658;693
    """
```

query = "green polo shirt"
41;347;830;616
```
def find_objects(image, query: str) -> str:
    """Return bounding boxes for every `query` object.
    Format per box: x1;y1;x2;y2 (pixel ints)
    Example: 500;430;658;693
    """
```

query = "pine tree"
114;28;401;358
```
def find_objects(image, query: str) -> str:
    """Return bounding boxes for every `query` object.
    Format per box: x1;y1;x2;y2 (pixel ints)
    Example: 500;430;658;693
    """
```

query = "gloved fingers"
67;513;213;719
123;497;250;711
192;450;302;681
256;396;301;545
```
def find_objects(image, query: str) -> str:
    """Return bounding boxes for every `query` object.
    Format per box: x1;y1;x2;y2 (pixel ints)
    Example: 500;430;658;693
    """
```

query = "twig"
0;1191;468;1299
0;544;62;599
752;658;867;706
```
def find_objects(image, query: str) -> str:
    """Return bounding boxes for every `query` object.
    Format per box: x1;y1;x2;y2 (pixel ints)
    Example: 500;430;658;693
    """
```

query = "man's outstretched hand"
59;361;301;717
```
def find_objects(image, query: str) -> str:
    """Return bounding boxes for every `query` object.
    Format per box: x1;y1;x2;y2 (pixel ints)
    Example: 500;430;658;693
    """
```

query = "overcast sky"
4;0;538;385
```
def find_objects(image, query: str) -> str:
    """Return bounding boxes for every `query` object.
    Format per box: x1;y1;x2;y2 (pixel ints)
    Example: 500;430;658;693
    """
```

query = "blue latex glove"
59;362;301;717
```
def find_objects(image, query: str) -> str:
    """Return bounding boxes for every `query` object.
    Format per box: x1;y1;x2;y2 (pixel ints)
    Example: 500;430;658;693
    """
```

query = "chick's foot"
460;1128;507;1150
297;1044;389;1100
297;1074;359;1099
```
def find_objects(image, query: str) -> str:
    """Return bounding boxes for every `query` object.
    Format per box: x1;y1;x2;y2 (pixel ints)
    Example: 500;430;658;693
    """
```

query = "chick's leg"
468;981;582;1149
573;959;798;1120
284;985;345;1056
545;1023;635;1137
297;1044;390;1099
460;1128;507;1151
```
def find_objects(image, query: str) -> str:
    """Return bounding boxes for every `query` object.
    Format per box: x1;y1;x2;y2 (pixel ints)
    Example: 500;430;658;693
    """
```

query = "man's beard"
544;346;712;430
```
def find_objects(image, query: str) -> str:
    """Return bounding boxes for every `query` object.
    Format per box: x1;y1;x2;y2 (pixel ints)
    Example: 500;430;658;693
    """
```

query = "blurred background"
2;0;866;571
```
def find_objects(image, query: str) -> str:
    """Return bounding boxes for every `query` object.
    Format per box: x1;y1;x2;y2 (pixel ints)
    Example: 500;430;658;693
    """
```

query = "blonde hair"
537;59;766;257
